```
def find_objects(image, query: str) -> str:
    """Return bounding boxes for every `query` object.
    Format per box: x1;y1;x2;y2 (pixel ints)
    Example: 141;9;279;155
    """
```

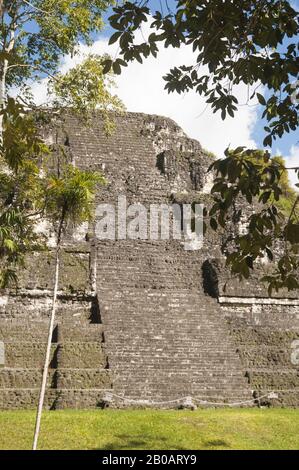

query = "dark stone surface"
0;112;298;408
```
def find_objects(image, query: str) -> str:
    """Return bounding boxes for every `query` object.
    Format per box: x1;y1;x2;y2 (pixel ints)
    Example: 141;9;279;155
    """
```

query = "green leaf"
102;59;113;74
210;218;218;231
263;135;273;147
109;31;122;45
257;93;266;105
3;239;15;252
113;60;122;75
285;224;299;244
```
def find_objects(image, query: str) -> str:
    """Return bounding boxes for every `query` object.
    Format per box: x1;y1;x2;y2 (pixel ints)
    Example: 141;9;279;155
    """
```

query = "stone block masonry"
221;299;299;407
0;111;298;408
0;253;112;409
0;341;4;367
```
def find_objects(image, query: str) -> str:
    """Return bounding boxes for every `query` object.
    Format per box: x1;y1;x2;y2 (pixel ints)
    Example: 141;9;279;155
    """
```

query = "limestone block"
0;342;4;367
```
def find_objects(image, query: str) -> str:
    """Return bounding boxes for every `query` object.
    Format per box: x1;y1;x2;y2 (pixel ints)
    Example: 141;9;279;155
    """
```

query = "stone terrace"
0;112;298;408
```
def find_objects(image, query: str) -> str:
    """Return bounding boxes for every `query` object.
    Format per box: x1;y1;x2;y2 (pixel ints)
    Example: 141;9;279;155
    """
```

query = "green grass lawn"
0;408;298;450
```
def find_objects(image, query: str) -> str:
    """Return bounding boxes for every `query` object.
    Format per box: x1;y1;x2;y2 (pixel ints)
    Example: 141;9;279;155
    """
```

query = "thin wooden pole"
33;216;63;450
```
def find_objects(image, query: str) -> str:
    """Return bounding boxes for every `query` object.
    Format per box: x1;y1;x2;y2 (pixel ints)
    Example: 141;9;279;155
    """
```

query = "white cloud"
30;77;49;105
31;27;258;158
113;42;258;157
285;145;299;189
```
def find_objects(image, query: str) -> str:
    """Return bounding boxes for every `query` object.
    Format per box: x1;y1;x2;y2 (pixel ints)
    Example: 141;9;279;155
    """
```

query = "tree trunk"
0;8;16;142
0;69;6;141
0;0;5;139
32;217;64;451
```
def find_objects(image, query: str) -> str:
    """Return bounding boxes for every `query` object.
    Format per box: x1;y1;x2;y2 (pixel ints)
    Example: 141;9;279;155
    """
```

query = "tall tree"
32;164;105;450
106;0;299;292
0;4;122;441
0;0;123;286
0;0;114;133
0;97;48;287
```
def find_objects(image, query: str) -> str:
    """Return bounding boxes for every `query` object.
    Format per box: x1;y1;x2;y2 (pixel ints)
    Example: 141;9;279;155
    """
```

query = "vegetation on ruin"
107;0;299;293
202;149;217;160
0;98;49;287
0;1;123;287
0;0;121;450
0;409;299;450
208;149;299;294
32;162;105;450
49;55;124;134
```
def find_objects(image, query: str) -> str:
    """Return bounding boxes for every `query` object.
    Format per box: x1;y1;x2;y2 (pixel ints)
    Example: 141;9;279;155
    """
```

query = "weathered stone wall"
220;299;299;406
0;111;298;409
16;249;91;294
0;242;111;409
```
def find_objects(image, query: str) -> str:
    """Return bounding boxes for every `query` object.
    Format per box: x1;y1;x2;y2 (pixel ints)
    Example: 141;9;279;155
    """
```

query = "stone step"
246;368;299;389
0;388;109;410
100;302;218;312
3;341;106;368
57;323;104;342
0;387;257;410
99;292;216;302
4;342;57;368
0;368;55;389
254;389;299;408
237;346;298;368
110;360;248;371
231;327;299;347
0;321;49;342
57;342;107;368
0;299;94;321
0;388;56;410
0;321;103;342
0;368;112;389
104;332;240;343
105;331;240;341
107;352;245;363
55;368;111;389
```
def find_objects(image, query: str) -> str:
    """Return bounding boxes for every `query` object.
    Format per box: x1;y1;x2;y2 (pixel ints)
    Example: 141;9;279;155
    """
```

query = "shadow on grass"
95;433;189;450
202;439;230;449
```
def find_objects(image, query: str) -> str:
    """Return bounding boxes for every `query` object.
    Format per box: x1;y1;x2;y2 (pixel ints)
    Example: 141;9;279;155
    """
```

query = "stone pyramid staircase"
0;310;112;410
96;240;254;406
227;318;299;407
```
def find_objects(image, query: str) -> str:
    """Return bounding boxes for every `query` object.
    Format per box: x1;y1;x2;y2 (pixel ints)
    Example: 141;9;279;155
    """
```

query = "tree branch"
7;62;58;81
288;195;299;224
22;0;54;16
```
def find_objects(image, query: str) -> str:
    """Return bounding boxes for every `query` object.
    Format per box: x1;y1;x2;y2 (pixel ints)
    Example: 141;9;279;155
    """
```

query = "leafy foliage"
106;0;299;146
269;156;299;218
48;55;125;134
44;164;106;230
0;98;48;287
0;0;123;128
207;149;299;294
1;0;114;87
0;1;119;287
107;1;299;292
